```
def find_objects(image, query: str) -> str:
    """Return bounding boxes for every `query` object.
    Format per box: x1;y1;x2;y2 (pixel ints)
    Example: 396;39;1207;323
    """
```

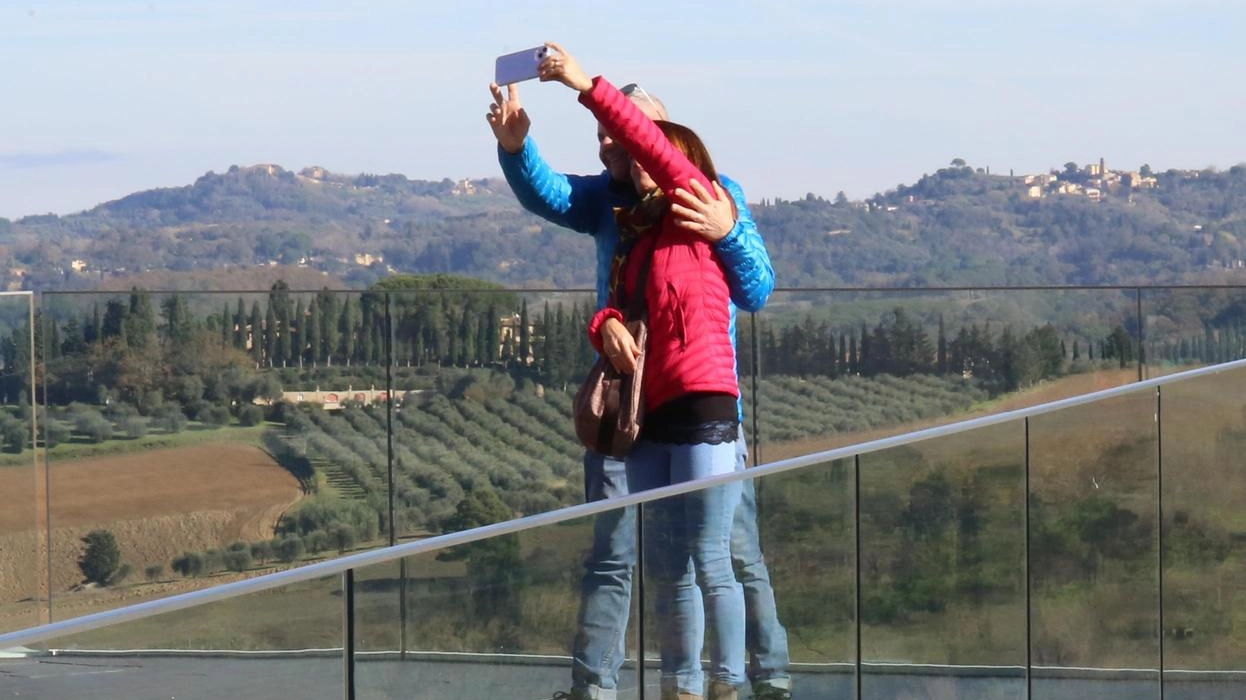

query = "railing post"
636;503;646;700
32;294;53;627
343;568;356;700
1024;417;1032;700
854;453;862;700
1136;287;1145;382
750;311;762;468
384;292;396;547
1156;386;1166;700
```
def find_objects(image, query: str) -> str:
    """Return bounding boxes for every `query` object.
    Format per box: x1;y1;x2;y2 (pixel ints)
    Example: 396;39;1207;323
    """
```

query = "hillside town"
1021;157;1160;202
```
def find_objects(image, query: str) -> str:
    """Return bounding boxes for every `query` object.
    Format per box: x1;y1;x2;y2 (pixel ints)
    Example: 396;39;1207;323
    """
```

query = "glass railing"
0;292;41;632
6;285;1246;632
5;358;1246;698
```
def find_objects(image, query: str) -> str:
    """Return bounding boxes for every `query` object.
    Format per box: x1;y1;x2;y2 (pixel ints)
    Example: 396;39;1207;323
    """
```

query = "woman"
540;43;747;700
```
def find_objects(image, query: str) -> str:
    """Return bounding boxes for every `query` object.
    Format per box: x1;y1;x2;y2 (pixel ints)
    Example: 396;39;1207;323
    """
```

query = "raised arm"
497;137;610;234
576;76;712;198
487;82;607;233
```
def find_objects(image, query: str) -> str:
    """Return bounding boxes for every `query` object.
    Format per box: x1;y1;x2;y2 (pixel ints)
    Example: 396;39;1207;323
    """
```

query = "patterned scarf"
609;189;667;308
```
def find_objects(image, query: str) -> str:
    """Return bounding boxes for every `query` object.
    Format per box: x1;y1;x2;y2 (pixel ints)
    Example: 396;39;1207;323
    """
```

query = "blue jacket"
498;136;776;422
498;137;774;313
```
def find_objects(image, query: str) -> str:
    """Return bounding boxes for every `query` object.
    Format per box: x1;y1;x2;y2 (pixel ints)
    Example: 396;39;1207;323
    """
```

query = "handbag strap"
610;235;657;322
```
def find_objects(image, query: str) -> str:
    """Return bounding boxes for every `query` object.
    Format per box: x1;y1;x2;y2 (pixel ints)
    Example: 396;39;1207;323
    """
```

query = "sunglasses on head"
620;83;661;116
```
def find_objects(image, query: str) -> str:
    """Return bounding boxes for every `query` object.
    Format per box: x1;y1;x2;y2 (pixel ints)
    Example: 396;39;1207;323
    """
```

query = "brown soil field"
0;443;302;632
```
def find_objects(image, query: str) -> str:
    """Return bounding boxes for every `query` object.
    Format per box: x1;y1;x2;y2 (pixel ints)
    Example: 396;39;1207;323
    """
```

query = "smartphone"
495;45;552;85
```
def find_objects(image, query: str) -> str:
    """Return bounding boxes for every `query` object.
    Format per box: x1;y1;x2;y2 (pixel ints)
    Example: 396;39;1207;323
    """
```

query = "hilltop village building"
1023;157;1158;201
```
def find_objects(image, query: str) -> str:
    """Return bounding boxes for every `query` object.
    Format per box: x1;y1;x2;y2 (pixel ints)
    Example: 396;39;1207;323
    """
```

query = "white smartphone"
495;45;552;85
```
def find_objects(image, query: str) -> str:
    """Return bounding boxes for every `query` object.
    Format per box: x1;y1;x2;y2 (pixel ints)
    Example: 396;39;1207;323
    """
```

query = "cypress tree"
250;302;263;365
339;298;356;365
234;298;248;350
306;300;321;366
937;314;948;374
519;299;531;366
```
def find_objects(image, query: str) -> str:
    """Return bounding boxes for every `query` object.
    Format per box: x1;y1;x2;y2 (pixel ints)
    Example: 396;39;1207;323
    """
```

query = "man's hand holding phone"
486;82;529;154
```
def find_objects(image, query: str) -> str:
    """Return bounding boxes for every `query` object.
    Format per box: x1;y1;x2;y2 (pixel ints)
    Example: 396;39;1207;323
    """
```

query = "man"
487;79;790;700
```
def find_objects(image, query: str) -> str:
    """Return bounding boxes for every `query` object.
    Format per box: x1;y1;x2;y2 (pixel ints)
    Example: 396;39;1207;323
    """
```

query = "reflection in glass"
858;422;1026;699
753;458;856;699
1140;288;1246;378
1029;391;1159;697
1161;364;1246;689
385;290;590;543
749;288;1141;463
0;293;40;632
19;575;342;699
356;512;615;699
38;291;364;619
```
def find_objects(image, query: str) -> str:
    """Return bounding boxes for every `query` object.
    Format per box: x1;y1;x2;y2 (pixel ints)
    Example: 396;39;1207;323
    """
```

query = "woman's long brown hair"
654;120;738;217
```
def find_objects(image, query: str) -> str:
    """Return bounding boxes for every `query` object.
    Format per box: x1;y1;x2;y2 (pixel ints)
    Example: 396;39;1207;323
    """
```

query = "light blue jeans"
626;438;744;693
571;430;791;699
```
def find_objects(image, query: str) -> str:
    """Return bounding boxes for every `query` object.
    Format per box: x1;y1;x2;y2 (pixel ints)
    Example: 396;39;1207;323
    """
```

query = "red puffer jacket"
582;77;739;412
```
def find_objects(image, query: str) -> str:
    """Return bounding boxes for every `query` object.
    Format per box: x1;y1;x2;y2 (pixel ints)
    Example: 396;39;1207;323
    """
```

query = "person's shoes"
751;684;791;700
551;689;592;700
707;681;738;700
659;688;702;700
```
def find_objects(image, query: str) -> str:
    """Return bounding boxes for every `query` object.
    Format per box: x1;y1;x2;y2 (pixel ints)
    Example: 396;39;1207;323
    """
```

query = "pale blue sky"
2;0;1244;219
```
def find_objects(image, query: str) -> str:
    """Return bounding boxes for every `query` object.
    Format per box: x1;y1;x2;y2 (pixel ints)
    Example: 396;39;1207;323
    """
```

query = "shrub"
106;563;133;586
304;530;331;554
273;536;305;563
75;411;114;443
330;523;356;553
122;416;148;440
78;530;121;585
171;552;205;577
223;549;253;572
43;418;71;448
144;564;165;581
0;415;26;453
237;404;265;427
201;548;225;573
197;403;232;427
154;405;188;433
250;540;274;564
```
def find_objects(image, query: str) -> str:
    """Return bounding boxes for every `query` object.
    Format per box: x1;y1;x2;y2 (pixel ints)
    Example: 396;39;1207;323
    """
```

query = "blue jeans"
572;431;790;698
571;451;636;699
732;437;791;689
626;438;745;692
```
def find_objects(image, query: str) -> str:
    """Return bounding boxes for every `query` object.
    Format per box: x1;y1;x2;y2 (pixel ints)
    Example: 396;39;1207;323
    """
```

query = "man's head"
598;83;669;182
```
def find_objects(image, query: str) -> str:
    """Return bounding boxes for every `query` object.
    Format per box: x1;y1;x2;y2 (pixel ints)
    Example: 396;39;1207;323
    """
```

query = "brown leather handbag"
573;318;648;459
572;236;655;460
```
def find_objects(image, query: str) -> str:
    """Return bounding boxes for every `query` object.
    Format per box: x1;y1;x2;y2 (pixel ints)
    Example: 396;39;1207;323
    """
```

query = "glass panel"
355;510;630;699
385;289;591;542
858;421;1027;699
39;290;370;620
1160;363;1246;694
750;288;1143;463
752;458;856;698
1140;288;1246;379
7;574;343;699
0;293;41;632
1028;391;1160;698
